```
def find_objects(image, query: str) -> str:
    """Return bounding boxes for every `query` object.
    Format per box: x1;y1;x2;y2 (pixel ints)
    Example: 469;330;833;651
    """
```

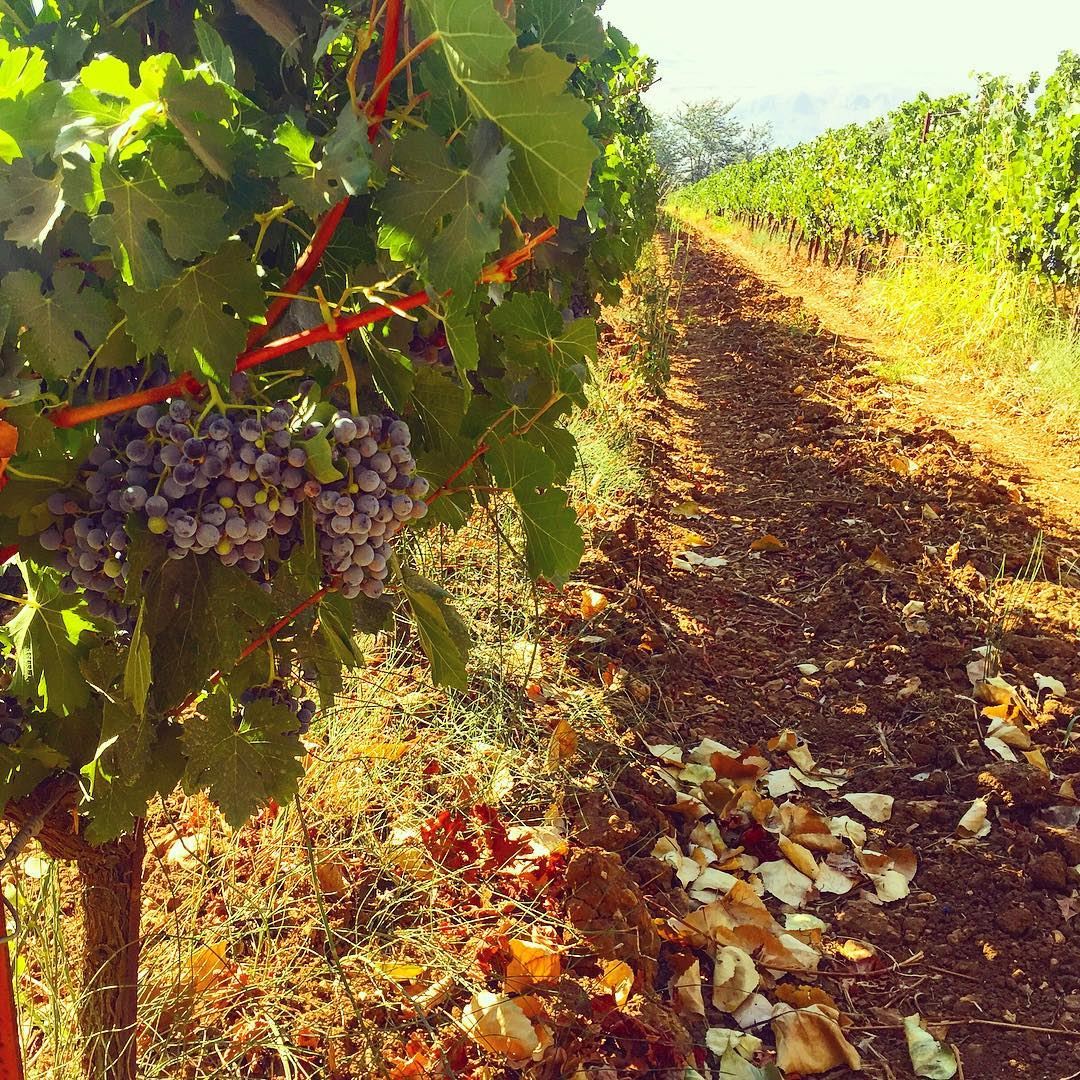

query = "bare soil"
575;227;1080;1078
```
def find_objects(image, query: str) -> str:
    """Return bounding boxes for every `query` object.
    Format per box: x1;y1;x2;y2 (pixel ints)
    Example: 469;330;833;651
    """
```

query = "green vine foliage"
0;0;660;840
675;50;1080;286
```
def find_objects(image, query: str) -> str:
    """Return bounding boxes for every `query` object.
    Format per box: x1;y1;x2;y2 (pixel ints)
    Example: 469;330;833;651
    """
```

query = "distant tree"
653;99;771;185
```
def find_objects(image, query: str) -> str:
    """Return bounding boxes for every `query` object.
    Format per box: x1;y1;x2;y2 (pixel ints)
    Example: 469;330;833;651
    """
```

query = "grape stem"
366;0;404;140
245;197;351;349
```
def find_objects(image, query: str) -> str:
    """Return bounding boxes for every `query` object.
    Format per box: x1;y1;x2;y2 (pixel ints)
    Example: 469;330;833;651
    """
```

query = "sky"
601;0;1080;145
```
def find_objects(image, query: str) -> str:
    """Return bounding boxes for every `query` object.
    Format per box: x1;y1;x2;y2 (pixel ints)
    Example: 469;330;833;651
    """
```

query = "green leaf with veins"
411;0;515;76
4;560;96;714
194;22;237;86
377;127;509;295
0;266;115;378
161;63;235;180
443;296;480;381
490;292;595;387
0;159;64;248
118;242;265;382
401;569;470;689
522;0;605;59
276;112;370;219
62;53;168;143
89;157;228;290
454;46;597;221
182;689;304;829
83;726;184;844
123;602;151;718
142;553;274;713
487;437;582;583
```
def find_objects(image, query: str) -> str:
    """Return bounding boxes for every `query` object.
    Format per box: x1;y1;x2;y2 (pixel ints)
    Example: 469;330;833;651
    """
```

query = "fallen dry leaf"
166;833;208;870
957;797;991;838
461;992;539;1062
351;739;416;761
546;719;578;769
758;859;814;907
672;498;704;518
843;792;894;823
187;942;230;994
750;533;786;553
315;854;348;895
671;957;706;1017
712;945;759;1012
505;938;561;992
599;959;634;1006
865;545;897;573
904;1013;959;1078
580;588;608;619
772;1003;862;1073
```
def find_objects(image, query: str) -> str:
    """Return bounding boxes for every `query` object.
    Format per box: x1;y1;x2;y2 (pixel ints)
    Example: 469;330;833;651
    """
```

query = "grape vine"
676;50;1080;287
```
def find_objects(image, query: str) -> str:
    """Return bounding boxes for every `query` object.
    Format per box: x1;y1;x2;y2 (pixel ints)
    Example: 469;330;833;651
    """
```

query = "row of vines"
675;50;1080;287
0;0;659;1075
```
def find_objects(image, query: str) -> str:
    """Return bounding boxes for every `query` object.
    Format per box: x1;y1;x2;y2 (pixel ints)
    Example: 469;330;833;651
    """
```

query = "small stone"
1028;852;1069;892
978;762;1051;809
996;905;1035;938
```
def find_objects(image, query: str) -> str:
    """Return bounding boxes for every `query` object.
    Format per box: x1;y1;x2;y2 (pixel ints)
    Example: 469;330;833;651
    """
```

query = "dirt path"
586;230;1080;1078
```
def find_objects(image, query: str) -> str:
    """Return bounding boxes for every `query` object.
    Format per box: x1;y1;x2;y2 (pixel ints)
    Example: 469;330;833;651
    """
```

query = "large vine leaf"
0;159;64;248
89;156;229;290
4;561;97;714
161;63;236;180
411;0;515;75
118;242;265;382
521;0;605;60
490;292;596;389
455;46;597;221
181;690;304;828
487;436;583;583
142;553;274;713
0;267;115;378
377;126;510;295
0;40;63;162
401;570;470;689
83;726;184;843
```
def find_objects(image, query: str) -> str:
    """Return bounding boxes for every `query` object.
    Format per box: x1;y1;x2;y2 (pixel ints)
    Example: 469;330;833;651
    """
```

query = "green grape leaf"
410;365;470;460
89;158;228;291
143;554;274;713
4;560;96;714
487;437;582;583
411;0;515;75
0;267;115;378
515;486;582;583
0;408;87;516
0;40;64;162
83;727;184;844
162;63;235;180
490;292;595;388
94;697;155;782
62;53;169;147
194;22;237;86
400;569;470;689
123;602;151;718
276;110;371;219
0;159;64;248
118;242;265;382
362;335;415;413
443;296;480;380
524;0;605;59
378;127;509;294
454;46;597;221
181;689;304;828
294;429;344;483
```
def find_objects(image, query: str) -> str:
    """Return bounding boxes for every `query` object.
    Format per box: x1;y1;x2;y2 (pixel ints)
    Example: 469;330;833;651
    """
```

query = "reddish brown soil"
577;230;1080;1078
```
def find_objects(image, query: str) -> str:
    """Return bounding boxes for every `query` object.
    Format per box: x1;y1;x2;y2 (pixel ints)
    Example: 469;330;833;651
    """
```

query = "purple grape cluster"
238;680;316;735
39;399;429;623
408;323;453;369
